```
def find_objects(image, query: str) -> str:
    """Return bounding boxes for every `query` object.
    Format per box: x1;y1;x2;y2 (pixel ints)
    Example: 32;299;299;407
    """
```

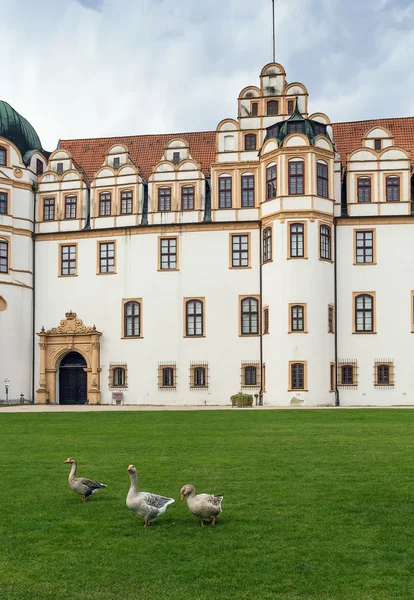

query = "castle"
1;62;413;406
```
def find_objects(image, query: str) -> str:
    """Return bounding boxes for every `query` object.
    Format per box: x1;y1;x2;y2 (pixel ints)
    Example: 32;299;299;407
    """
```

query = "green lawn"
0;410;413;600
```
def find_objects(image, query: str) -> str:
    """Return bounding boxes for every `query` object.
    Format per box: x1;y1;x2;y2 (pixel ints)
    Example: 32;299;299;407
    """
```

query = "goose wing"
143;493;174;509
199;493;223;507
78;477;106;492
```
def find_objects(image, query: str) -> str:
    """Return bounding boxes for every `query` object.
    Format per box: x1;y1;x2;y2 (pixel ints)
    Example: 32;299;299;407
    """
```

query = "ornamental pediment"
39;311;101;336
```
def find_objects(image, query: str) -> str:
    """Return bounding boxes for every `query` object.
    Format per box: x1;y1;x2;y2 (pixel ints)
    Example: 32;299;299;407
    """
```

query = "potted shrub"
230;393;253;408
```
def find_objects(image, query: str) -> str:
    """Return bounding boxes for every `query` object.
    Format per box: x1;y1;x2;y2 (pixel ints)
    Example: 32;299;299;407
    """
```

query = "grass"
0;409;413;600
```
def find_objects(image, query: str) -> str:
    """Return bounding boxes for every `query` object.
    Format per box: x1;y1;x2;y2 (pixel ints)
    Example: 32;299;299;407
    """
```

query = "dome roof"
0;100;43;164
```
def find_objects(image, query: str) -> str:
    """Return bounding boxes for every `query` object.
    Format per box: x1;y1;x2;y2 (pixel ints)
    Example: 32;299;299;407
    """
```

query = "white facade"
1;63;414;406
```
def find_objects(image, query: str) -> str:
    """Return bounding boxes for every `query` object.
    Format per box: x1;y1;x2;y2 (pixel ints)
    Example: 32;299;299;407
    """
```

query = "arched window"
186;299;204;336
263;227;272;262
355;294;374;332
241;297;259;335
0;146;7;166
267;101;279;115
288;160;304;195
317;162;328;197
99;192;111;216
241;174;255;207
320;225;331;260
245;134;256;151
158;187;171;211
113;367;125;387
266;164;277;200
0;239;8;273
357;177;371;203
120;190;133;214
219;175;232;208
290;363;305;390
181;186;195;210
386;176;400;202
124;301;140;337
289;223;304;258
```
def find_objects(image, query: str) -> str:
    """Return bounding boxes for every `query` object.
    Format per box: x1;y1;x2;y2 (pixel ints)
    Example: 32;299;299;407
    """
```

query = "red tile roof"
59;131;217;181
59;117;414;182
332;117;414;167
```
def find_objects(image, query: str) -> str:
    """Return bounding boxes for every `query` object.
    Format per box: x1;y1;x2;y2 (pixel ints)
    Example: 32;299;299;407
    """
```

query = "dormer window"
267;101;279;116
113;157;120;168
313;122;326;136
287;122;304;134
172;152;180;164
36;159;43;176
251;102;258;116
57;162;63;175
0;147;7;166
287;100;294;114
374;139;382;151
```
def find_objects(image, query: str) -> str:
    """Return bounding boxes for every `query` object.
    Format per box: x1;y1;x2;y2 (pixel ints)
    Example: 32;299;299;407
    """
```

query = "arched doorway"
59;352;88;405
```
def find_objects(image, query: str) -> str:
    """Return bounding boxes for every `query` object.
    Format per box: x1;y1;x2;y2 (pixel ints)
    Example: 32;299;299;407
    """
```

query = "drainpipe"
259;222;263;406
334;218;340;407
31;182;38;404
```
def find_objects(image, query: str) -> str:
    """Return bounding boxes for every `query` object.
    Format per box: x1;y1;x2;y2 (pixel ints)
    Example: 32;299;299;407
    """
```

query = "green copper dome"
0;100;43;164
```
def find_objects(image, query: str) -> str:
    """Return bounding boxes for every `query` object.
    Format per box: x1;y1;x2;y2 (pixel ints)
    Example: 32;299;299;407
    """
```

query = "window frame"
354;229;376;265
374;139;382;151
0;191;8;215
43;197;55;221
64;195;77;219
242;365;259;388
263;306;270;335
240;296;259;336
287;100;294;114
122;299;142;338
330;363;335;392
288;222;306;259
374;362;394;387
0;146;7;167
59;243;77;277
353;292;375;334
317;161;329;198
230;233;250;268
289;303;307;333
288;160;305;195
244;134;257;151
98;241;116;274
184;298;205;337
158;364;177;389
289;361;307;391
159;236;178;271
99;191;112;216
190;363;209;389
328;305;335;334
241;174;255;207
57;162;63;175
181;185;195;211
0;238;9;274
266;164;277;200
263;227;272;263
357;177;372;203
111;366;127;388
386;175;400;202
218;175;232;209
267;100;279;115
338;363;356;386
319;223;332;261
158;186;172;212
120;189;133;215
36;159;43;176
251;102;258;116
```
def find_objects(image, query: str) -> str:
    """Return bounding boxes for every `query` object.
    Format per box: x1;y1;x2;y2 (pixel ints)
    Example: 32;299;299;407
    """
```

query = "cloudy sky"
1;0;413;150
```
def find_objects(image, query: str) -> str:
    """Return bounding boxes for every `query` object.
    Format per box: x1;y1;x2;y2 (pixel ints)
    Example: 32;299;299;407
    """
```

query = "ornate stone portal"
37;311;102;404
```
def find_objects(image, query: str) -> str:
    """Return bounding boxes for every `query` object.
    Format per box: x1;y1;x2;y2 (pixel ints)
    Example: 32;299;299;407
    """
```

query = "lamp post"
4;378;10;402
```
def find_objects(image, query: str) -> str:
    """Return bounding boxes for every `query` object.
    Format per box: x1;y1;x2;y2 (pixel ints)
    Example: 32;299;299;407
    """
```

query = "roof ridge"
332;115;414;126
59;130;216;143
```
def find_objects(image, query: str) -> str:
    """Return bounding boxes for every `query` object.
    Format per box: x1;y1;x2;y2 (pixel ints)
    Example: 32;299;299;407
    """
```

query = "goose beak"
180;493;184;500
64;459;70;463
127;466;133;471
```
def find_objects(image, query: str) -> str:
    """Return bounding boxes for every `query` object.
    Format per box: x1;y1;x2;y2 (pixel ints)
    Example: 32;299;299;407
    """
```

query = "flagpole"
272;0;276;62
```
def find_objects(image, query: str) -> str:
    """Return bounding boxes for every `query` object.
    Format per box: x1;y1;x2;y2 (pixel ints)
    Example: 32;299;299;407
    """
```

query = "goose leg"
211;517;217;527
81;496;87;503
200;519;204;527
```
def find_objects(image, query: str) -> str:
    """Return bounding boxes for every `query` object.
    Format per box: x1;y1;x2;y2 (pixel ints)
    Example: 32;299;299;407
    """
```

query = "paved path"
0;403;413;413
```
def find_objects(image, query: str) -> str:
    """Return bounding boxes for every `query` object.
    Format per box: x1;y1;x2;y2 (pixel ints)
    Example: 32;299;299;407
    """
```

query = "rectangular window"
43;198;55;220
287;100;294;114
328;305;335;333
113;157;120;168
181;186;195;210
374;139;382;151
60;245;76;276
290;304;306;332
357;178;371;203
232;234;249;267
172;152;180;164
57;162;63;175
36;159;43;176
163;368;174;387
289;223;305;258
120;190;133;214
251;102;258;116
266;165;277;200
338;361;357;386
263;307;269;334
289;362;306;390
160;237;177;270
355;231;374;264
263;227;272;262
374;362;394;387
317;163;328;197
244;135;256;151
219;177;232;208
0;148;6;166
99;192;111;216
288;161;304;195
386;176;400;202
287;122;304;134
109;365;128;388
0;192;8;214
158;187;171;211
241;175;255;207
330;363;335;392
267;101;279;115
244;366;257;386
65;196;77;219
99;242;115;274
0;240;9;273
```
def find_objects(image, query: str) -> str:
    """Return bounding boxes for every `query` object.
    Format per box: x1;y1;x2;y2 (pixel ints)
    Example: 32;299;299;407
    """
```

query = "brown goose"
180;484;223;526
64;458;107;502
126;465;174;526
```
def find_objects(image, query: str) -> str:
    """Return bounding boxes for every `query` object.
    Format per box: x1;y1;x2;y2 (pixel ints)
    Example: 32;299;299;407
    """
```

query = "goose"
64;458;107;502
126;465;174;526
180;484;223;526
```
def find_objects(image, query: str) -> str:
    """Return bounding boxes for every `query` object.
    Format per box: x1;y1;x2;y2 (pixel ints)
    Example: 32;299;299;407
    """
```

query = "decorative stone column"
36;312;102;405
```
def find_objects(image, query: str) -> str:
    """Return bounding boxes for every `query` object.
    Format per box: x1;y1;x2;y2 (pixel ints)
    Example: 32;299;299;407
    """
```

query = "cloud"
0;0;413;150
